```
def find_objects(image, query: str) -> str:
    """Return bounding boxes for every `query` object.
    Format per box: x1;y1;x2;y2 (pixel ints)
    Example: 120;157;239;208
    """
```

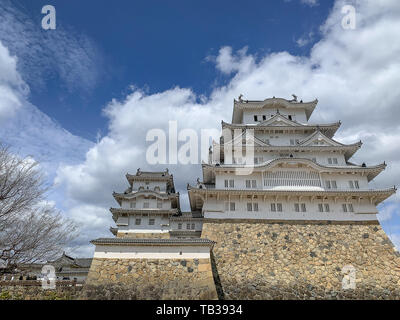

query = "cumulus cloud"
52;0;400;255
0;42;27;123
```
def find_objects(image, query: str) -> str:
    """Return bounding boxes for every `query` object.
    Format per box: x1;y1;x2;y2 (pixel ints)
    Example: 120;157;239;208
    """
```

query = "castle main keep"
84;96;400;300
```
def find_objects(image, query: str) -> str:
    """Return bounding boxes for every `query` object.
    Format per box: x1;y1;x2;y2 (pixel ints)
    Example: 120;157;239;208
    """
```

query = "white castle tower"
188;96;395;221
110;169;202;238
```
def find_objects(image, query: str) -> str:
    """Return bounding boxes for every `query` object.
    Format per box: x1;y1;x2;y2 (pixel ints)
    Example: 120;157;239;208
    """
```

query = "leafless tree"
0;143;77;273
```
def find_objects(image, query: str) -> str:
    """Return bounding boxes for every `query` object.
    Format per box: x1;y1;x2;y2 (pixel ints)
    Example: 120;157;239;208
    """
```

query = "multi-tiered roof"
188;95;395;215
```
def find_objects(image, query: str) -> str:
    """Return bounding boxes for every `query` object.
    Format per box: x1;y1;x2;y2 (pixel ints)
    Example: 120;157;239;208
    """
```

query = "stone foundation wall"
201;219;400;299
0;285;82;300
82;258;217;300
117;232;170;239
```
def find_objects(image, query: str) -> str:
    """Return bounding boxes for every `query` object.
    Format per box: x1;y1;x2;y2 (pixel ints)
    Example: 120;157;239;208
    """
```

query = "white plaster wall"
170;220;203;231
121;196;171;210
202;197;379;221
214;170;370;191
93;245;211;259
117;215;170;233
132;181;167;192
242;108;307;124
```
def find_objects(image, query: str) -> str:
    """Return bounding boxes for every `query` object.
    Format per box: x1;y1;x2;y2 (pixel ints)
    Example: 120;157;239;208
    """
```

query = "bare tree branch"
0;143;78;272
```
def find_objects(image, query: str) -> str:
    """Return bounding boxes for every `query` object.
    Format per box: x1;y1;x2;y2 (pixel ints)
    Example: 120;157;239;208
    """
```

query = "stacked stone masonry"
201;220;400;299
83;258;218;300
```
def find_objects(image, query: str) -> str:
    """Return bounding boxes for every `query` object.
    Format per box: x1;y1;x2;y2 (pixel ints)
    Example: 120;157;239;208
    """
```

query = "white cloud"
0;39;93;257
296;32;315;47
0;42;27;123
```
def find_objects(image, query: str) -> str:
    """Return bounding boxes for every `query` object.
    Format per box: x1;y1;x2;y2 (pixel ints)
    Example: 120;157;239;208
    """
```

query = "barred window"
135;218;141;225
149;219;155;225
253;203;259;212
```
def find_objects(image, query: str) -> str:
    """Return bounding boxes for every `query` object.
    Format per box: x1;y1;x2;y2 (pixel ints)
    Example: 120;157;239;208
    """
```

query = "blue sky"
3;0;332;140
1;0;400;257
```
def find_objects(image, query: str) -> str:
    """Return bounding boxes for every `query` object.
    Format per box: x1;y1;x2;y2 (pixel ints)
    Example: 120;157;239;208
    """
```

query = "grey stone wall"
82;258;218;300
201;219;400;299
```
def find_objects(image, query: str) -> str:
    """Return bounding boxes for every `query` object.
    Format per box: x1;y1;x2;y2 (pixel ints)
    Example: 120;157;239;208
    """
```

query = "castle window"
325;180;337;189
254;115;258;121
325;181;331;189
295;203;306;212
186;223;191;230
333;158;338;164
328;158;332;164
354;181;359;189
349;181;354;189
178;223;182;230
135;218;141;225
288;115;292;120
290;139;295;145
253;203;259;211
318;203;330;212
230;202;236;211
149;219;155;225
191;223;195;230
154;186;160;192
138;186;144;191
229;180;235;188
224;180;229;188
271;203;282;212
157;201;162;209
342;204;348;212
247;203;253;211
143;202;149;209
348;204;354;212
130;200;136;208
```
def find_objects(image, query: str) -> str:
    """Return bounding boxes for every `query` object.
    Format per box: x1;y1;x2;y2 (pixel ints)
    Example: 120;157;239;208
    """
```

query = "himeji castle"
84;95;400;300
188;95;394;222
